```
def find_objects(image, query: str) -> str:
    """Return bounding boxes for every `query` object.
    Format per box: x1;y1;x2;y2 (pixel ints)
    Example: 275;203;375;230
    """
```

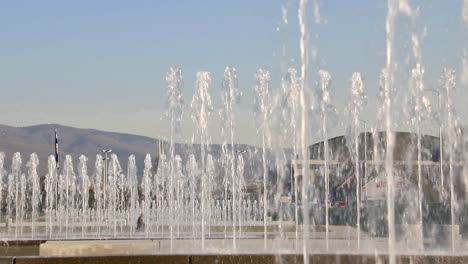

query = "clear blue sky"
0;0;466;145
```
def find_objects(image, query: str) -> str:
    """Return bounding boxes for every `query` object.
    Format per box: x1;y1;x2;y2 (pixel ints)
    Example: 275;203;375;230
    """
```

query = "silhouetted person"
137;213;145;232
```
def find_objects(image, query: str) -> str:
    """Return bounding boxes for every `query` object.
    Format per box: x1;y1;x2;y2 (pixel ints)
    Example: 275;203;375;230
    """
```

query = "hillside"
0;124;279;180
0;124;159;176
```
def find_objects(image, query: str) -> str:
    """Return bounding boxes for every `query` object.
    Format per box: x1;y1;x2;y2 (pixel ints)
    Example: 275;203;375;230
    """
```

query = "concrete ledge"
9;255;468;264
195;255;468;264
15;255;188;264
0;257;13;264
0;246;39;257
0;241;44;247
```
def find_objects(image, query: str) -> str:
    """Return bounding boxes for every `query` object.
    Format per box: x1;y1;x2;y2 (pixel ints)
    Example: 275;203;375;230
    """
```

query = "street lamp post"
423;89;443;194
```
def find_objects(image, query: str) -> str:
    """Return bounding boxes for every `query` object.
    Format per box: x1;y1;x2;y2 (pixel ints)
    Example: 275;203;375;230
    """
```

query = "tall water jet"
94;155;103;235
77;155;89;237
347;72;366;249
174;154;185;237
141;154;153;234
410;63;425;249
186;154;199;237
45;155;57;236
254;67;273;248
463;0;468;88
378;66;396;260
116;156;126;229
155;153;168;237
165;67;184;249
172;155;184;239
127;155;138;235
271;70;290;239
152;154;161;234
27;153;40;239
206;154;215;236
402;4;426;249
440;68;458;252
282;67;301;242
220;66;241;247
221;149;231;238
19;171;26;236
385;1;397;259
107;154;122;236
6;168;11;236
298;0;311;261
236;153;246;236
317;69;332;250
0;153;5;228
9;152;22;237
384;0;413;261
60;155;76;238
191;71;213;248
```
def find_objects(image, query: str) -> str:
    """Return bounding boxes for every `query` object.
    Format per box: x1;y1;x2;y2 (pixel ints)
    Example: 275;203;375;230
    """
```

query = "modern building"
283;131;466;206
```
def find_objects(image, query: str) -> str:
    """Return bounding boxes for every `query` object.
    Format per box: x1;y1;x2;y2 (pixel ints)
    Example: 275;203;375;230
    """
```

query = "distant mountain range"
0;124;280;180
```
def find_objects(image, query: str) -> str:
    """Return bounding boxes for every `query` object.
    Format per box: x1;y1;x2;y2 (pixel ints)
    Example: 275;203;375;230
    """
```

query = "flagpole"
55;128;59;233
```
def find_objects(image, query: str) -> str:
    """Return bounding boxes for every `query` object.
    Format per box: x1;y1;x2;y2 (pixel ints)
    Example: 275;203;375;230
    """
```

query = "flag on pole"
54;128;59;170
